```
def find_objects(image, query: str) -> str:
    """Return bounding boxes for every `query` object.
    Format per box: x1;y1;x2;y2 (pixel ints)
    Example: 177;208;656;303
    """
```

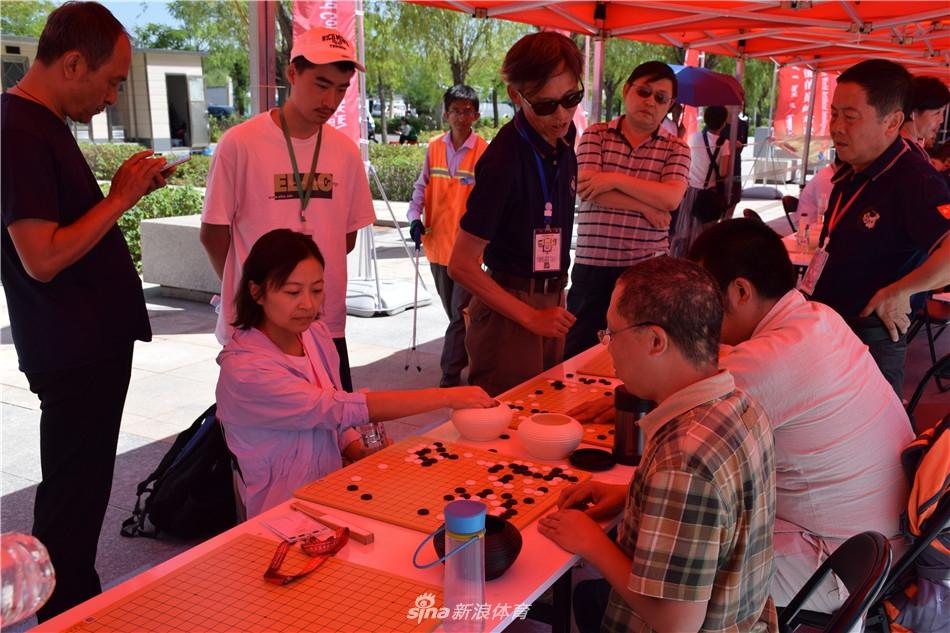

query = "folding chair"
779;531;891;633
906;354;950;419
782;195;799;233
907;293;950;392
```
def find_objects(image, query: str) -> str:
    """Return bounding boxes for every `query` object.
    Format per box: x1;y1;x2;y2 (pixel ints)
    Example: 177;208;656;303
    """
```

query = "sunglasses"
519;87;585;116
632;84;672;105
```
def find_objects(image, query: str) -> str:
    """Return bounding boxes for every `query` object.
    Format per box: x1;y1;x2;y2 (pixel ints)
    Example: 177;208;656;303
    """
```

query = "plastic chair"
782;195;799;233
779;531;891;633
743;208;765;223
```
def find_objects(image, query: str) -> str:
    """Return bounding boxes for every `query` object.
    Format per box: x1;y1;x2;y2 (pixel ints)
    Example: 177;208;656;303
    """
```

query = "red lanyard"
823;180;870;246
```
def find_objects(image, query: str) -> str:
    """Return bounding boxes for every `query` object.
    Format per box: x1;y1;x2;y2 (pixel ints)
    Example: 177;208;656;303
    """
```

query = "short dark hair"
291;56;356;75
35;1;128;71
443;84;479;112
625;61;678;100
703;105;728;131
502;32;583;97
910;75;950;113
232;229;326;330
837;59;912;119
688;218;797;300
615;257;722;367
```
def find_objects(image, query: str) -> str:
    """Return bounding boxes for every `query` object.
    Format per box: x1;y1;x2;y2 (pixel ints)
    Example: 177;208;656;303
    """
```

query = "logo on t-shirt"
939;203;950;220
273;172;334;200
861;209;880;230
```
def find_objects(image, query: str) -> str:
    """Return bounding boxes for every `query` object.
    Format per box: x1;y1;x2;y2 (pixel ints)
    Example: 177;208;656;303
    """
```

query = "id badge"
533;227;561;273
797;246;829;295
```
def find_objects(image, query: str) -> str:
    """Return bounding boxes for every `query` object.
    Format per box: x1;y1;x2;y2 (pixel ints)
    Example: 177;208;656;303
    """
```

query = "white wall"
141;51;204;149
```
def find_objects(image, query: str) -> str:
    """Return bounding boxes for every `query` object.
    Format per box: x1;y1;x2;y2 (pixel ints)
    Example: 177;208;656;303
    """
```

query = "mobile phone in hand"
161;155;191;174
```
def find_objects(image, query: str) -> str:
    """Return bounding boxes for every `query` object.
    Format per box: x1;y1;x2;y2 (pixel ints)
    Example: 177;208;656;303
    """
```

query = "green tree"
1;0;56;37
598;39;680;121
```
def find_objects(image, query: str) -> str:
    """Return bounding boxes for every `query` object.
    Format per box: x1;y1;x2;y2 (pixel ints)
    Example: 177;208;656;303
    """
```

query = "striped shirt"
602;371;778;633
575;117;690;267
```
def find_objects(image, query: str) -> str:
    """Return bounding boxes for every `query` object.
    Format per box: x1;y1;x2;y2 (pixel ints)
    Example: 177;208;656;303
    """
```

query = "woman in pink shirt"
216;229;493;517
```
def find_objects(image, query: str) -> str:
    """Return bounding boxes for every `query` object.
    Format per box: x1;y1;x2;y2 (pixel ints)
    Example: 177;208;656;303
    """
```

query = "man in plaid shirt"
540;257;777;633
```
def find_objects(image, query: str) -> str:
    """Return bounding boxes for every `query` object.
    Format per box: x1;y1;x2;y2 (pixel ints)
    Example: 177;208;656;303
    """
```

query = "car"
207;104;236;119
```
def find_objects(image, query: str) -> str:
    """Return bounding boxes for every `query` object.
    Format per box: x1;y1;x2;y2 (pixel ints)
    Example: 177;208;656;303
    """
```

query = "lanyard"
278;107;323;225
514;119;558;225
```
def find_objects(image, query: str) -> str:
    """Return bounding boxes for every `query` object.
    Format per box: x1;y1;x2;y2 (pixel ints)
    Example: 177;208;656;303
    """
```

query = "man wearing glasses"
540;257;777;633
449;32;582;395
564;61;690;359
407;85;488;388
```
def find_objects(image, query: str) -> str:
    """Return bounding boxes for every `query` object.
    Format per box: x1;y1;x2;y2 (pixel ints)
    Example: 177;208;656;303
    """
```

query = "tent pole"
249;0;277;115
592;35;605;123
724;52;744;212
800;68;819;189
766;61;778;129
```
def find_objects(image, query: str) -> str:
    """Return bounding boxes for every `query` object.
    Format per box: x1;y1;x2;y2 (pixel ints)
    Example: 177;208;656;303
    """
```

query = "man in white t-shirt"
200;27;376;390
689;218;913;612
795;160;839;226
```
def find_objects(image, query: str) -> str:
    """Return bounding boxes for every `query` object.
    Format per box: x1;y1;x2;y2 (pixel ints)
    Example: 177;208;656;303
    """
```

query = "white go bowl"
451;403;513;441
517;413;584;461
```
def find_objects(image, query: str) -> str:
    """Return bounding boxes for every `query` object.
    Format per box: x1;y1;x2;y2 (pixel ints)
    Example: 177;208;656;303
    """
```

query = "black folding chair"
782;195;799;233
780;531;891;633
906;354;950;419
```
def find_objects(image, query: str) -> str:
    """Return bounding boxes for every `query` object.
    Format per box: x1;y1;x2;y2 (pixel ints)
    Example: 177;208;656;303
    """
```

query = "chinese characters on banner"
292;0;362;145
773;66;838;140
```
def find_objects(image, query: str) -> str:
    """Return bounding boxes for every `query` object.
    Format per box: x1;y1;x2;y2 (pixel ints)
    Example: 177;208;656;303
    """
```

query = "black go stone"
499;434;510;440
444;494;455;501
523;497;535;504
417;508;430;515
346;484;358;491
360;493;373;501
455;487;466;493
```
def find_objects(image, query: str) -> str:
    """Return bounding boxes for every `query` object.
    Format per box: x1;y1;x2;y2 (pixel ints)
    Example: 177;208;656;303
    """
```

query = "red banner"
292;1;362;145
774;66;837;140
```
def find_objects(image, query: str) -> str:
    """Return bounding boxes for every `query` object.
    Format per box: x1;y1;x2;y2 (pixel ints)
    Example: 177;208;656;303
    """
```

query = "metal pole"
724;54;744;210
799;68;819;188
249;1;276;116
591;35;606;123
766;61;779;128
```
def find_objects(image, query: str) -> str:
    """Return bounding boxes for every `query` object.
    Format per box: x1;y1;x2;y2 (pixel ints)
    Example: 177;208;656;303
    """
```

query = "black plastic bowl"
433;515;523;581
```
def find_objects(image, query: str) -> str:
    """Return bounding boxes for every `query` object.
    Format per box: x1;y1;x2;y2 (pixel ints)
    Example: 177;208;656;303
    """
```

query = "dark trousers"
565;264;629;360
849;318;908;397
332;337;353;392
573;579;612;633
430;263;472;386
25;344;134;621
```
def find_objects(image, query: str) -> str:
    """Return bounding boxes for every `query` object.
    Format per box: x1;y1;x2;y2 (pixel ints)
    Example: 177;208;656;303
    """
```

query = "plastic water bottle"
796;213;810;250
443;500;486;632
1;533;56;626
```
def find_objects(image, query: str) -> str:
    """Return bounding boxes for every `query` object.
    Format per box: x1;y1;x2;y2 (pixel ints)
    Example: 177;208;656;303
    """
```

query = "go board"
500;375;619;449
294;436;590;533
64;533;441;633
576;348;617;378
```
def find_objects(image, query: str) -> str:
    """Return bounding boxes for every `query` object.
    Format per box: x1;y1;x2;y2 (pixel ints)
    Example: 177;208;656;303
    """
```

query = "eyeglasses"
448;107;478;117
597;321;663;346
518;87;585;116
632;84;672;105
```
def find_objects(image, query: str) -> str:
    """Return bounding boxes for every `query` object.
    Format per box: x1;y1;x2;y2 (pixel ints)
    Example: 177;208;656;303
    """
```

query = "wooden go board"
500;375;619;449
294;436;590;533
64;534;441;633
576;349;617;379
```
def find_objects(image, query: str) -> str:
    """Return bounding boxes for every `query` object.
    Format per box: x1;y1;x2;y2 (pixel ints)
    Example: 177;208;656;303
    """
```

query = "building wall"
142;52;204;151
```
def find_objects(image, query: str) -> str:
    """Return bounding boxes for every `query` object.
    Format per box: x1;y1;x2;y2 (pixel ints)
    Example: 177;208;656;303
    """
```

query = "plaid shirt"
575;117;690;267
602;371;778;633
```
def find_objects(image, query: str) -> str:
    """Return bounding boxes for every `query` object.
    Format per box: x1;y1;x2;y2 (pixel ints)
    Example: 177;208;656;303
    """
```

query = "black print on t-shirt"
273;172;334;200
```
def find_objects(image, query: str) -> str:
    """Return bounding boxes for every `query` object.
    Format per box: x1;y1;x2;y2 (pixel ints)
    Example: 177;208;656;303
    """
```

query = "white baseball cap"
290;27;365;72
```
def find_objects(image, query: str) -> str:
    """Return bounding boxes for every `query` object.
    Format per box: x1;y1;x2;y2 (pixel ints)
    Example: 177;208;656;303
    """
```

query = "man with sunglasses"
449;32;582;395
564;61;690;359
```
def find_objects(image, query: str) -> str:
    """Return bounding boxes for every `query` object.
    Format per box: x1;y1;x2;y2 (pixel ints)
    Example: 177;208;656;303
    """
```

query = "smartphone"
161;155;191;174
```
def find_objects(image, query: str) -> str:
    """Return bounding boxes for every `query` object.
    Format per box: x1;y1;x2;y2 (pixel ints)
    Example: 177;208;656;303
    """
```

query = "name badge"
533;227;561;273
797;246;829;295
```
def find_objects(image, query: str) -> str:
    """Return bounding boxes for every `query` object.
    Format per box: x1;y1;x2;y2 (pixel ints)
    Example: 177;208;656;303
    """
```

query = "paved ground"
2;198;947;631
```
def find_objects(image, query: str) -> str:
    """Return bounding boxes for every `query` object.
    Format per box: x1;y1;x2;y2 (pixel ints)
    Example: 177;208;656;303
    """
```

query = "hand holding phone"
161;155;191;174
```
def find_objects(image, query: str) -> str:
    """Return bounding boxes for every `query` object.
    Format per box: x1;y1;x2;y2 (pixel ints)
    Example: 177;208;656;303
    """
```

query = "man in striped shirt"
565;61;690;359
540;257;777;633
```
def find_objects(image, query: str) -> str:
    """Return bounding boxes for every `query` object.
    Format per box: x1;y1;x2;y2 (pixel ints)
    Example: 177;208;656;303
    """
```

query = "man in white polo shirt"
201;27;375;390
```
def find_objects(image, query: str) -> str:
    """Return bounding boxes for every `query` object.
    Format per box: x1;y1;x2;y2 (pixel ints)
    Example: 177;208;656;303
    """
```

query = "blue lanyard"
514;118;557;225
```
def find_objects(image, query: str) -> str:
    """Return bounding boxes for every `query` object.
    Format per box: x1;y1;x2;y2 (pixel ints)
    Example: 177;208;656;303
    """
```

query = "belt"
490;270;567;294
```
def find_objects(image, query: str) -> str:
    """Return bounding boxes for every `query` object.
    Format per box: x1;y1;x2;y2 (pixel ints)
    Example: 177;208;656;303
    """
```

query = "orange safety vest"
422;131;488;265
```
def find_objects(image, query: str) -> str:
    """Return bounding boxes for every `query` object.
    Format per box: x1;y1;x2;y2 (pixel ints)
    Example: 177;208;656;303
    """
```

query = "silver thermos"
612;385;655;466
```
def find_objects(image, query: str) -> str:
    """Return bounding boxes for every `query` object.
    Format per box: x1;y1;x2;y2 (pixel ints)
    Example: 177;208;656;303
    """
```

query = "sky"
94;1;179;32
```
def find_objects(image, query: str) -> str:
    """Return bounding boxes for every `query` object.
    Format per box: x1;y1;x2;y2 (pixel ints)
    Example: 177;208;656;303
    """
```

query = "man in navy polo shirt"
810;59;950;395
449;32;581;396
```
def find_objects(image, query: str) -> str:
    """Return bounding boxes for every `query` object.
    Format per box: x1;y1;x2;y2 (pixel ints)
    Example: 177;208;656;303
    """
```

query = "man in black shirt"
810;60;950;394
1;1;165;620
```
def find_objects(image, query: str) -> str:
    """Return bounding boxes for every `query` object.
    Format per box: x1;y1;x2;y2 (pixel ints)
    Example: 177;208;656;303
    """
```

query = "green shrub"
368;143;426;201
209;114;244;142
80;142;147;180
100;183;204;271
165;154;211;188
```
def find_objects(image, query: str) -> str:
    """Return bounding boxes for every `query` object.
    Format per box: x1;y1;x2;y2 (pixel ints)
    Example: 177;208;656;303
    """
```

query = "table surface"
781;232;817;268
38;345;635;633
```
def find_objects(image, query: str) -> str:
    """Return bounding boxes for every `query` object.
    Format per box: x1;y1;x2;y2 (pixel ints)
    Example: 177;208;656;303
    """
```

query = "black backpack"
121;404;240;540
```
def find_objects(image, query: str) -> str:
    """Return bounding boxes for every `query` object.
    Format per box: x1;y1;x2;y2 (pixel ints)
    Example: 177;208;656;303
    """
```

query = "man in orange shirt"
408;85;488;387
